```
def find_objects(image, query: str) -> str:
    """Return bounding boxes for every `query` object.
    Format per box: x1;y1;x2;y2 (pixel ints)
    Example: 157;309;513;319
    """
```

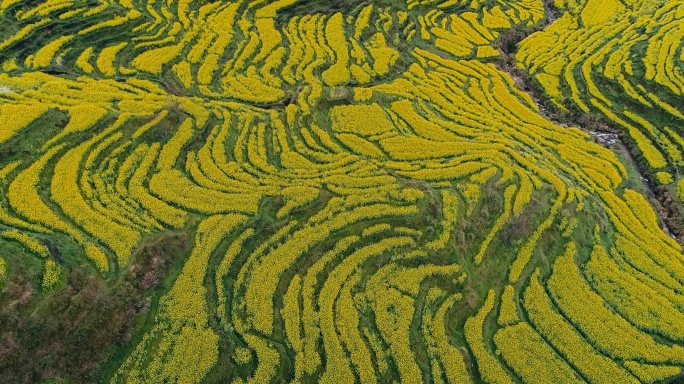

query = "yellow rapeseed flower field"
0;0;684;383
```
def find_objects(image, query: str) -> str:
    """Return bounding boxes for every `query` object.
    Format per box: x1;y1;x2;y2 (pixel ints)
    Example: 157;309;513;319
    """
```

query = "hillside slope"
0;0;682;383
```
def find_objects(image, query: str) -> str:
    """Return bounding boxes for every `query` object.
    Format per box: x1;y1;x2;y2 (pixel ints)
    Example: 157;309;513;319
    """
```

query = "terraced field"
518;0;684;202
1;0;684;383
